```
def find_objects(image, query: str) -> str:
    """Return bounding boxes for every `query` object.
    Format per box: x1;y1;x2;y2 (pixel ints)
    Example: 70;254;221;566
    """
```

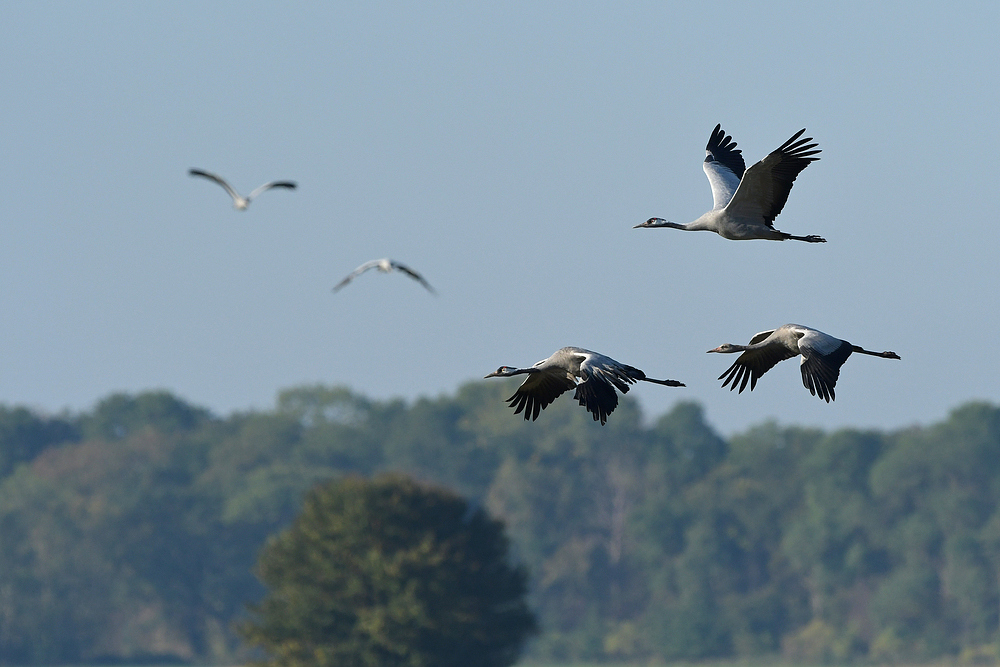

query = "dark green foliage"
3;389;1000;664
241;474;536;667
81;390;212;440
0;406;79;477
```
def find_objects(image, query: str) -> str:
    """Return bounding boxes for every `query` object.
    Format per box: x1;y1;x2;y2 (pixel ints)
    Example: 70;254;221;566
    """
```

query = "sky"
1;2;997;436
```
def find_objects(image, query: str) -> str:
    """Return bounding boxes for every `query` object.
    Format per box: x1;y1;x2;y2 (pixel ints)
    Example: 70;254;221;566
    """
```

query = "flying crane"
635;125;824;242
708;324;900;401
485;347;684;425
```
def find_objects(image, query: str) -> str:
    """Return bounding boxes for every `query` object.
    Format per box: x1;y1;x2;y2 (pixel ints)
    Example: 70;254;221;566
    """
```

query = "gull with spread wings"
332;258;436;294
188;169;297;210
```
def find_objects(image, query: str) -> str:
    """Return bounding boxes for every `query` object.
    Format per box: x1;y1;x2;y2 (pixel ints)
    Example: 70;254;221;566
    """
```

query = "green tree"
241;474;536;667
81;390;211;440
866;402;1000;657
0;405;78;478
277;385;391;475
781;430;888;642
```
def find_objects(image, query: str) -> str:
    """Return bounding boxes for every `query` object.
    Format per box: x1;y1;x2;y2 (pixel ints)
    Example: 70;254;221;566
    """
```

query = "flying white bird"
635;125;825;242
485;347;684;425
188;169;297;210
332;258;436;294
708;324;900;402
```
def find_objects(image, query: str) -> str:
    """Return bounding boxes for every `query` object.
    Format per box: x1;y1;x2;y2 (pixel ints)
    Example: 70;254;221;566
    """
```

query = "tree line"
1;384;999;664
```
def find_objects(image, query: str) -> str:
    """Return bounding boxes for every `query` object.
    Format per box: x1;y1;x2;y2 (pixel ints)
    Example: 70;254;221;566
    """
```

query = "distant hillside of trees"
1;384;999;665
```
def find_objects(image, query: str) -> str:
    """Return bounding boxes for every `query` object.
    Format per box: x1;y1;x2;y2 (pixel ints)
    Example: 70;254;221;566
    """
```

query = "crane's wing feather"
718;335;797;393
703;124;745;210
506;371;576;421
573;377;620;425
389;261;436;294
747;329;777;345
189;169;242;202
247;180;298;201
332;260;381;292
798;335;853;402
722;129;820;228
583;361;636;393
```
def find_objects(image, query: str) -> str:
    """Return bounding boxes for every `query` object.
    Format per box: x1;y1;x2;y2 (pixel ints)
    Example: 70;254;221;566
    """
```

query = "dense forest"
1;383;999;665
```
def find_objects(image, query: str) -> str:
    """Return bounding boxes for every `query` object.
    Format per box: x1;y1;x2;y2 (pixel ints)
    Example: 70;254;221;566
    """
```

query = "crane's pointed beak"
706;347;722;353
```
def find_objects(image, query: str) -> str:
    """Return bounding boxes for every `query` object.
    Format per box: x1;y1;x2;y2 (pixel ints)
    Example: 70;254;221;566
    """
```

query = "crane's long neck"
681;213;719;232
495;366;540;377
851;346;901;359
653;219;715;232
707;343;752;355
658;221;694;231
660;209;723;233
637;215;715;232
486;366;539;380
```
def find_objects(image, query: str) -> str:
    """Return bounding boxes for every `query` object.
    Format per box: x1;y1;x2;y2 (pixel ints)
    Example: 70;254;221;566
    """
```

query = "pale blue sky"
1;2;997;434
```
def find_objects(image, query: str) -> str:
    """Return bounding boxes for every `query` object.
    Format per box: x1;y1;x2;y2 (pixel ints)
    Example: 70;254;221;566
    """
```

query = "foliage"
0;405;79;477
80;390;212;440
241;474;536;667
2;387;1000;664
